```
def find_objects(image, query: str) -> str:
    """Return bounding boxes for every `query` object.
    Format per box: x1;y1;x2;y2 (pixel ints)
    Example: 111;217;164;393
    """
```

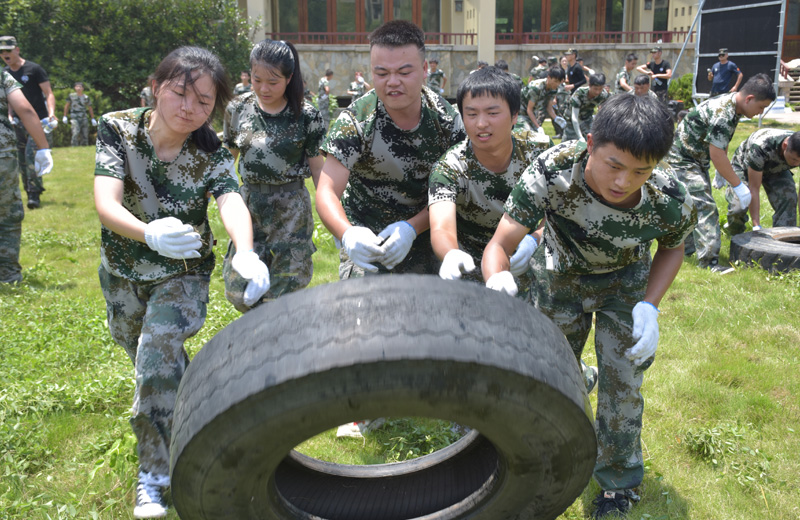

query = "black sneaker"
591;490;633;518
27;192;40;209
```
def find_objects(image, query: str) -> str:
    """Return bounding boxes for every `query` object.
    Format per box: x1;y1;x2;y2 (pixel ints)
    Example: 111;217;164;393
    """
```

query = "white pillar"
477;0;496;65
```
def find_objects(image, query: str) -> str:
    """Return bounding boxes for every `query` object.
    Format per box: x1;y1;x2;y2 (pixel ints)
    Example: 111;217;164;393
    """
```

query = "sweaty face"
584;137;657;208
741;96;773;118
461;93;516;157
251;62;291;112
371;44;426;115
153;73;216;136
783;142;800;168
633;83;649;96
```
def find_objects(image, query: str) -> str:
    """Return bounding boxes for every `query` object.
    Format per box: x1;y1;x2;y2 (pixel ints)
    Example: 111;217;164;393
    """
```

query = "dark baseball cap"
0;36;17;50
650;45;662;53
718;48;728;55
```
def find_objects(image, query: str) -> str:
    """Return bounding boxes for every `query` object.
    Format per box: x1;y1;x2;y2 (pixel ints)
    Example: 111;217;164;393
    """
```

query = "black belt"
246;179;304;194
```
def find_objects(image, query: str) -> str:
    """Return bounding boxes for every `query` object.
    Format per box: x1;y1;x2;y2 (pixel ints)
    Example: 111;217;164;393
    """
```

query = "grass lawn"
1;118;799;519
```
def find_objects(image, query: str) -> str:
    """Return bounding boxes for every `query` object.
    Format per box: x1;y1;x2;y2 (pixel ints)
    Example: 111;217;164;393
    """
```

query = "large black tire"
730;226;800;273
170;275;596;520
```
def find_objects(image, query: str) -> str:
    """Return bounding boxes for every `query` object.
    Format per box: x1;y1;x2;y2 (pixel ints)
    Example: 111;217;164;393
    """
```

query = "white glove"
62;116;68;125
730;182;752;213
509;235;537;276
535;126;546;136
342;226;385;272
10;116;19;126
231;250;271;307
377;221;417;270
144;217;202;259
627;301;659;366
485;271;518;297
439;249;476;280
91;118;97;126
553;116;567;129
34;149;53;177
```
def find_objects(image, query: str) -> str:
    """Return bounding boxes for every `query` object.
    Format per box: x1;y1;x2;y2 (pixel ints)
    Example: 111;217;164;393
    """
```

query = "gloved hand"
144;217;202;259
91;118;97;126
231;250;271;307
553;116;567;129
535;126;546;136
485;271;518;297
509;235;537;276
439;249;475;280
626;301;659;366
730;182;752;214
62;116;68;125
342;226;385;272
10;116;19;126
378;221;416;270
34;149;53;176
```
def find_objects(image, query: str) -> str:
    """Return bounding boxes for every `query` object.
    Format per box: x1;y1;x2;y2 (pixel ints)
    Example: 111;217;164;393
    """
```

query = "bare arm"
481;213;531;280
217;192;254;252
527;99;539;127
619;77;632;91
315;155;353;240
660;68;673;81
546;98;557;121
636;64;650;76
88;104;96;119
40;80;55;119
94;176;147;242
746;167;763;227
308;154;324;188
643;243;684;307
429;201;459;260
731;71;743;92
63;100;70;118
8;89;49;150
709;145;740;186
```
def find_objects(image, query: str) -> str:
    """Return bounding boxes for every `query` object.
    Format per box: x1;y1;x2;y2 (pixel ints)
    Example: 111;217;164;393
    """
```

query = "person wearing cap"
615;53;638;94
62;81;97;147
530;56;548;79
564;48;586;93
637;46;672;104
0;35;56;209
708;48;742;97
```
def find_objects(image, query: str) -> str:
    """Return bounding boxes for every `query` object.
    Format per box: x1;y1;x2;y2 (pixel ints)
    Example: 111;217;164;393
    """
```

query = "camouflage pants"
70;117;89;146
727;169;797;235
671;158;720;267
223;183;316;312
563;116;593;141
531;250;653;491
99;265;208;478
514;115;533;132
22;128;53;196
319;96;330;132
339;230;437;280
0;153;23;283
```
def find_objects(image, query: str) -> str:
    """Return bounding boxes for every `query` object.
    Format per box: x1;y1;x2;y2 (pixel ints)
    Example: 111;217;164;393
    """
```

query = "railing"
497;30;695;45
265;32;476;46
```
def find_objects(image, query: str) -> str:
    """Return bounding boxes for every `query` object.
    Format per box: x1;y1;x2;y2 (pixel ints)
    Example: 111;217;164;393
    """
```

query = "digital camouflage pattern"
427;68;446;91
667;93;740;266
522;78;558;127
0;71;21;154
94;107;239;283
505;140;697;275
563;85;610;141
349;81;368;101
531;64;548;79
0;72;23;283
727;128;798;232
555;83;570;119
614;66;632;94
67;93;92;146
233;82;252;96
99;265;208;478
318;76;331;129
140;86;154;107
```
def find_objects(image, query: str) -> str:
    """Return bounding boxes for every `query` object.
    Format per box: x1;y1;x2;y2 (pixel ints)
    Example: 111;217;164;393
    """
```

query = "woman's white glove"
62;116;69;125
231;250;271;307
91;118;97;126
34;149;53;176
144;217;202;259
439;249;475;280
509;235;537;276
553;116;567;129
730;182;752;213
485;271;518;296
626;301;659;366
378;221;416;270
342;226;385;272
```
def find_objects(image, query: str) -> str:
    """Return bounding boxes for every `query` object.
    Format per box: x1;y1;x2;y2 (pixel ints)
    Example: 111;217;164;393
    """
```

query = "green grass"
2;118;800;519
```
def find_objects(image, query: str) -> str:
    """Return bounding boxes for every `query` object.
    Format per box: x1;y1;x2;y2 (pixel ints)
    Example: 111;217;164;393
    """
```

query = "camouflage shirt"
505;141;697;275
94;107;239;283
569;86;610;121
427;69;446;91
669;92;740;169
223;93;325;184
731;128;797;177
140;86;154;107
318;77;330;99
522;78;558;121
349;81;368;101
233;82;252;96
531;65;549;79
0;71;22;155
615;66;632;94
428;128;552;259
67;92;92;120
322;87;466;230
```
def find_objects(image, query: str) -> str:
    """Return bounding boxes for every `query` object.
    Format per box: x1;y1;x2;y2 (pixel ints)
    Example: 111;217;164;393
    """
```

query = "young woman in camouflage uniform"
93;47;270;519
483;95;697;519
221;39;326;312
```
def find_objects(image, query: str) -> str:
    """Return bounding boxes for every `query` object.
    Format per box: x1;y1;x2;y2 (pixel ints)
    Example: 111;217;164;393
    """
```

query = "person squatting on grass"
666;73;776;272
93;46;270;519
564;72;610;142
482;94;697;519
0;68;54;283
221;39;326;312
521;66;565;136
428;66;552;303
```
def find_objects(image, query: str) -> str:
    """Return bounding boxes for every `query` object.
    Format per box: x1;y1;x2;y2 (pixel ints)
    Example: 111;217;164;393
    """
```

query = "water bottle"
41;117;58;134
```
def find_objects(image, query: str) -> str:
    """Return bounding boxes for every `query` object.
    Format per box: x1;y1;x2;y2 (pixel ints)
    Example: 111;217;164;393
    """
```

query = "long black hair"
250;39;305;120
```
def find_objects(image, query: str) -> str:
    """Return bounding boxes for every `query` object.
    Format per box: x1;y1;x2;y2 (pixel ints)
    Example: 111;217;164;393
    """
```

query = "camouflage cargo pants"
223;182;316;312
99;265;208;478
562;116;593;141
0;153;23;283
319;96;330;133
339;230;437;280
23;129;53;196
70;117;89;146
671;158;720;267
727;169;797;234
531;250;653;491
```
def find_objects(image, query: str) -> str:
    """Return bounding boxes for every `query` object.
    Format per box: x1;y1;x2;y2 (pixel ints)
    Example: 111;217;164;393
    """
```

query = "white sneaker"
133;475;168;518
336;418;386;438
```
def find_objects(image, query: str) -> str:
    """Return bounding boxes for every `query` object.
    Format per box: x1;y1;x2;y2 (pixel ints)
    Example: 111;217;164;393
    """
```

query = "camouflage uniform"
427;68;446;93
554;84;570;136
505;140;696;492
531;64;548;79
140;86;154;107
727;128;798;234
66;92;92;146
94;107;239;479
667;92;740;267
322;87;466;278
221;94;325;311
0;71;24;283
428;128;552;300
563;85;610;141
318;76;331;131
233;82;252;96
348;81;368;102
521;78;557;130
614;66;632;95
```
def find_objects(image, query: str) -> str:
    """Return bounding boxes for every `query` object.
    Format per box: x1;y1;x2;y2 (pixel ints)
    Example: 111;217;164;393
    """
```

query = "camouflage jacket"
140;86;154;107
731;128;797;177
0;71;22;155
427;69;446;90
349;81;368;100
233;82;252;96
669;92;740;168
615;66;632;94
428;128;552;259
505;141;697;275
569;86;610;121
318;77;330;99
95;107;239;283
322;87;466;231
531;65;549;79
523;78;558;121
67;92;92;120
223;93;325;184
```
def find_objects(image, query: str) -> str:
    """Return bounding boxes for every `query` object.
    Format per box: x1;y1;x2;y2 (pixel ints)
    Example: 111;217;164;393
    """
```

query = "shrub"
669;72;695;108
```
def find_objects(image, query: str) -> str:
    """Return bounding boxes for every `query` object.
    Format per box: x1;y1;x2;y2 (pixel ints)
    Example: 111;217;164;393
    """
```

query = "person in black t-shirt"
564;48;586;95
637;45;672;105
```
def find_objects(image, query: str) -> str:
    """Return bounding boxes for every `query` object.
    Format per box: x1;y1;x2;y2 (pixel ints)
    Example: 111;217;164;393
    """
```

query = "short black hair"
325;68;334;76
369;20;425;58
786;131;800;154
740;73;776;101
457;66;521;118
590;94;674;164
429;58;439;64
74;81;84;87
477;60;488;68
626;53;638;62
588;73;606;87
634;74;650;86
494;59;509;71
547;67;565;81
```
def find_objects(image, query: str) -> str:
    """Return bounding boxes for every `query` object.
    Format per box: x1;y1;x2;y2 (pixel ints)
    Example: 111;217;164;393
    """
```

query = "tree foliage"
0;0;259;111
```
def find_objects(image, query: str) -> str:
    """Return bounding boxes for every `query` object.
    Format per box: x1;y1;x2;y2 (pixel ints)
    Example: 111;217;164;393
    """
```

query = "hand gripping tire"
730;226;800;273
170;275;596;520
